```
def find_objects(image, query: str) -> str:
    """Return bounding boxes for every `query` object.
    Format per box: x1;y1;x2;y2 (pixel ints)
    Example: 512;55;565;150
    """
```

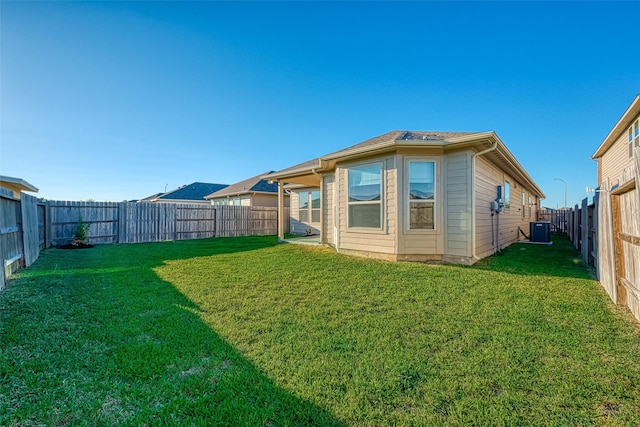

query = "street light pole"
554;178;566;209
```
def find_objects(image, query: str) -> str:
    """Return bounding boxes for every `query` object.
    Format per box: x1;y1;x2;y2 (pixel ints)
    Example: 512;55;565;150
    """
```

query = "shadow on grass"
471;234;594;279
1;236;342;426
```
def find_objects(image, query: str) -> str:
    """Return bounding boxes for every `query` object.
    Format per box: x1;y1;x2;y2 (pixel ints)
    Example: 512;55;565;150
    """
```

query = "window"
522;192;526;218
311;191;320;223
299;192;309;222
298;190;320;223
348;164;382;228
408;161;435;229
629;120;640;158
528;196;533;218
504;181;511;210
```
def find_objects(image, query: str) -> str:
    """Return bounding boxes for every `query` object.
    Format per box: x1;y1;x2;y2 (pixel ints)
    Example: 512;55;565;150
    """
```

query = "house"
0;175;39;199
148;182;228;204
205;171;290;207
266;130;544;265
591;94;640;316
592;94;640;190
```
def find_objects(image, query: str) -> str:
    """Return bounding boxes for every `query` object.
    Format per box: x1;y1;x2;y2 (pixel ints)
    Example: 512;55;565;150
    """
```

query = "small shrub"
73;215;90;245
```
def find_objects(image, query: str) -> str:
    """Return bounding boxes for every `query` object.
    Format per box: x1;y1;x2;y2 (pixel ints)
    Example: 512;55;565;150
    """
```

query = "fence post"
581;197;589;262
573;204;580;249
118;203;127;243
212;206;219;237
45;202;52;248
593;191;599;278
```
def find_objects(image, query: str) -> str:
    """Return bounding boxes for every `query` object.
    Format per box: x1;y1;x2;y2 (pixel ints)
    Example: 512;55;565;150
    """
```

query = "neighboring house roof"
0;175;39;194
136;193;163;202
592;94;640;159
155;182;228;202
265;130;545;198
205;172;281;199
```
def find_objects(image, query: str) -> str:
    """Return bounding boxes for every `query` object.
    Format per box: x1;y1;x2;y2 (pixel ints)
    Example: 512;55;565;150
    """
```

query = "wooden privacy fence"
596;153;640;321
48;201;289;246
547;149;640;322
0;192;45;290
540;199;597;268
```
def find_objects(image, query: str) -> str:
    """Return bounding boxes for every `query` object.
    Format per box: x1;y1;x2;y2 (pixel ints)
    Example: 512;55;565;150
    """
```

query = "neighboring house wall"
210;194;286;208
154;199;209;205
210;195;251;206
599;116;639;187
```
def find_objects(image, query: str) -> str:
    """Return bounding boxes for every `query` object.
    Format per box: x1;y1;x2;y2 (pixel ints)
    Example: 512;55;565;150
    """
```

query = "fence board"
0;195;23;285
593;192;600;279
598;178;616;302
581;198;589;262
572;204;580;249
21;193;40;267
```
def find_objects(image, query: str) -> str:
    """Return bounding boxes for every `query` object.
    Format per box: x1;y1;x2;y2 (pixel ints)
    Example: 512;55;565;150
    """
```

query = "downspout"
471;140;498;261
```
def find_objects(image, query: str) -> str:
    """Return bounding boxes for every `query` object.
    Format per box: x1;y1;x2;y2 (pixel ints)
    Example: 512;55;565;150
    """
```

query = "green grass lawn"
2;235;640;426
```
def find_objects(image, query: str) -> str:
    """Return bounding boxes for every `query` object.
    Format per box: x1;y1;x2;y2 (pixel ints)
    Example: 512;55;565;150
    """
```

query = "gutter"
471;139;498;261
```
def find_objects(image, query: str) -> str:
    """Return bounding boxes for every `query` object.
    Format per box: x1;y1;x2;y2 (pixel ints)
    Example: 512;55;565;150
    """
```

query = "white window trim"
629;119;640;158
504;180;511;210
346;161;384;231
298;190;321;224
405;157;437;233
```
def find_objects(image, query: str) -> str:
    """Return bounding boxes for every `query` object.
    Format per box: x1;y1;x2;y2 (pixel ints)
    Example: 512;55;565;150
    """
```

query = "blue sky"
1;1;638;207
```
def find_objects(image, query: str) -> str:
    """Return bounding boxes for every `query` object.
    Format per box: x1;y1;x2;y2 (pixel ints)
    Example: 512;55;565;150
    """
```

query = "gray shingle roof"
206;172;279;198
265;131;481;180
157;182;228;201
322;130;478;159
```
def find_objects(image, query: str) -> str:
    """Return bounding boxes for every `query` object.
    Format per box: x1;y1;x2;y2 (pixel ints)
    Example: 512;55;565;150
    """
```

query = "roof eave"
208;190;281;199
263;160;324;181
491;135;546;198
592;94;640;159
0;175;39;193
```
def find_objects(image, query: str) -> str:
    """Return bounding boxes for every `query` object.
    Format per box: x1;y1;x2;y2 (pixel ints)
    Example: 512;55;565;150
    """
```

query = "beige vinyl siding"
251;193;285;208
323;173;335;246
600;125;637;187
474;156;536;258
445;152;472;258
337;156;396;254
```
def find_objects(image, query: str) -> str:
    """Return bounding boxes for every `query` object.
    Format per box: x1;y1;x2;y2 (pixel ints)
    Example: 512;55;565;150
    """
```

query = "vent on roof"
402;132;442;141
